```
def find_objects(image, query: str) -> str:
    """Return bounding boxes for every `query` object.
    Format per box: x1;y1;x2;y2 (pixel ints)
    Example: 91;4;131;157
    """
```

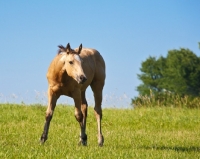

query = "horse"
40;43;106;146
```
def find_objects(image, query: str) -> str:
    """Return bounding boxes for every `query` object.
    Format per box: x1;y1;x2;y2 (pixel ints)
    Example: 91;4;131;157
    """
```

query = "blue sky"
0;1;200;107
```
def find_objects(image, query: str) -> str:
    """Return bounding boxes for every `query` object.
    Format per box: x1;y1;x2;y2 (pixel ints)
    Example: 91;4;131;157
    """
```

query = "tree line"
132;46;200;108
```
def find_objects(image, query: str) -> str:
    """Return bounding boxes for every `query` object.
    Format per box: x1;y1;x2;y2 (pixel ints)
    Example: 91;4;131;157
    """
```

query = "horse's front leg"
40;87;58;143
80;90;88;145
73;90;87;146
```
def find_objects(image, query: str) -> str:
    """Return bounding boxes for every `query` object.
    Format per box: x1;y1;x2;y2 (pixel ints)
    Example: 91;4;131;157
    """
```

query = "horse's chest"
59;85;74;97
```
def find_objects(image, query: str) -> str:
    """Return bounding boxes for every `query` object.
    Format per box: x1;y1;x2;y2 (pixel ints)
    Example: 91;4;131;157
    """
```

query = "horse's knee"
45;114;52;122
81;104;88;117
75;111;83;122
45;110;54;121
94;107;102;119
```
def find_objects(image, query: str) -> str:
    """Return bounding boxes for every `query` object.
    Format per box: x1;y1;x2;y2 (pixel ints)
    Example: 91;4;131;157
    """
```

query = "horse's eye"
69;61;73;65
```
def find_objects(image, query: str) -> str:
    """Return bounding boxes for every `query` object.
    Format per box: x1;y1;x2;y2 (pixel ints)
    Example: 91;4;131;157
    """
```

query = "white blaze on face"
73;54;85;83
74;54;81;63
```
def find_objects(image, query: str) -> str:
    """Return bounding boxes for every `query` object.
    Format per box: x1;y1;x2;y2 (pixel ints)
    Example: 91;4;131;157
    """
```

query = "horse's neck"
48;57;65;77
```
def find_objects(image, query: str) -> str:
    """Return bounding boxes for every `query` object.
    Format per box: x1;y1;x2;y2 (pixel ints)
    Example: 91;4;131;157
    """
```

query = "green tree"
163;48;200;96
137;48;200;97
137;56;166;96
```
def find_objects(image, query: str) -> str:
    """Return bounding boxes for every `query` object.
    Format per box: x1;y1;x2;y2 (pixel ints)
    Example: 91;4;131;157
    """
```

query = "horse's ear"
58;45;65;53
78;43;82;54
66;43;71;54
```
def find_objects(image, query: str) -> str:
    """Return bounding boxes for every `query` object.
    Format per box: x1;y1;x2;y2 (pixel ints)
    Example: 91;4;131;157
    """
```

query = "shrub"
132;90;200;108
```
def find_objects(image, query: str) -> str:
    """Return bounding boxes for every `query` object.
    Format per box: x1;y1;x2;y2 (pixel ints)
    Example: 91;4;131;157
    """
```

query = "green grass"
0;104;200;159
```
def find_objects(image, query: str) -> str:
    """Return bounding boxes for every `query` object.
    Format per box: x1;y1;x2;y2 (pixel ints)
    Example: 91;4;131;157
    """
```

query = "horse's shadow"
142;145;200;152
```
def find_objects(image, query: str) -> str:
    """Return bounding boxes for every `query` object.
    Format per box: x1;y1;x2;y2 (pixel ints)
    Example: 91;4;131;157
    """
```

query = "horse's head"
58;43;87;84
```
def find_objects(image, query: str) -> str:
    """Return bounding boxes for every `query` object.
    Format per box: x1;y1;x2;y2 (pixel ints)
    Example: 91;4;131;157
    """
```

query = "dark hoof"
78;135;87;146
40;134;47;144
78;140;87;146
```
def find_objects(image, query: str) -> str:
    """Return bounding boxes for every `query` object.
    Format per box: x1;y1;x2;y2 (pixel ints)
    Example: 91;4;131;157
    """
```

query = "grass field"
0;104;200;159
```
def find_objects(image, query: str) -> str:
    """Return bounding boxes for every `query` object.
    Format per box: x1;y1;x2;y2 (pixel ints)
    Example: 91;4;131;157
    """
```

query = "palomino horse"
40;43;106;146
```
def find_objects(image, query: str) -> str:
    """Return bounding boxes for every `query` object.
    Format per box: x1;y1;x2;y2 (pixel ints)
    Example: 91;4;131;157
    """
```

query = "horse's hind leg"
91;81;104;146
40;87;59;143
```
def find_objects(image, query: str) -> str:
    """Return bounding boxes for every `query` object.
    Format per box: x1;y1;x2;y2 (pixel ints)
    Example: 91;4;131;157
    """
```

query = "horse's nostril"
80;75;87;83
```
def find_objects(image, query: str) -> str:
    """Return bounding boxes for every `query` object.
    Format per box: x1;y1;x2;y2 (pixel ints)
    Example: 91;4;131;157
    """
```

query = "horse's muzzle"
79;75;87;84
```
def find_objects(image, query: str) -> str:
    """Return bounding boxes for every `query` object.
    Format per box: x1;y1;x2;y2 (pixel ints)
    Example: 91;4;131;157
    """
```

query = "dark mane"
57;44;78;55
57;45;66;54
70;49;79;55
